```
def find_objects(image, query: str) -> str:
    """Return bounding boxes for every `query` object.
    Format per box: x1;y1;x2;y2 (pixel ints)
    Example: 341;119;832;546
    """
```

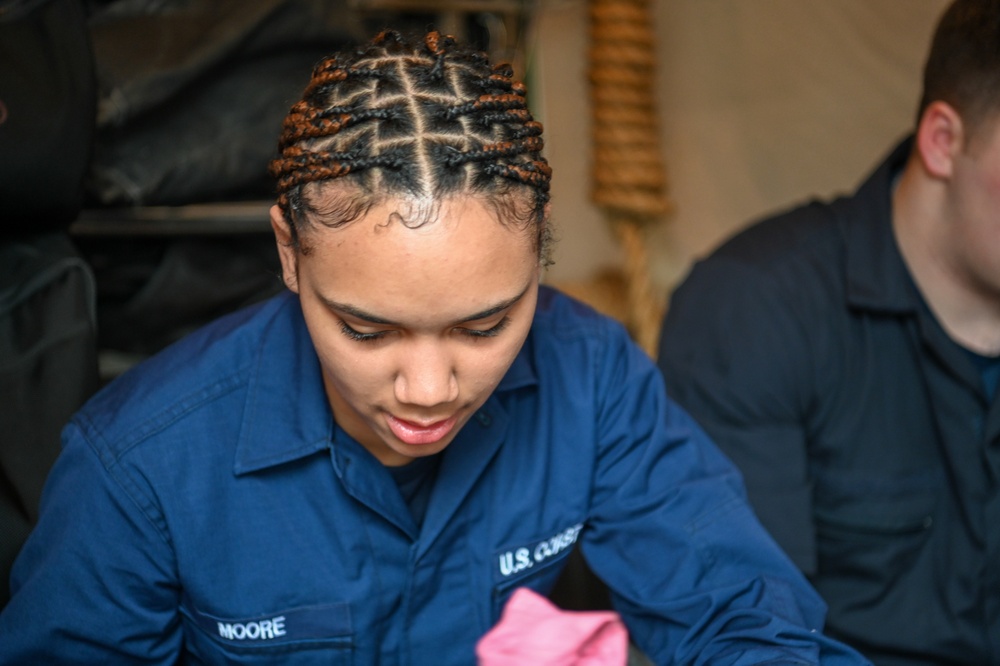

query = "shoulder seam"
79;367;250;464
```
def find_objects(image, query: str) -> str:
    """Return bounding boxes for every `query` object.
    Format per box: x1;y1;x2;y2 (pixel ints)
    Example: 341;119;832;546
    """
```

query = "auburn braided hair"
268;30;553;263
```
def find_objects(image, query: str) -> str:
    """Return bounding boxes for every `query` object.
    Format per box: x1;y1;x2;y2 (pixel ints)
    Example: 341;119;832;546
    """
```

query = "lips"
386;414;458;446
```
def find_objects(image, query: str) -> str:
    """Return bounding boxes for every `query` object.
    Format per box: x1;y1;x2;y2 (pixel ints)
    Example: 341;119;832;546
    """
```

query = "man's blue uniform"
0;287;866;664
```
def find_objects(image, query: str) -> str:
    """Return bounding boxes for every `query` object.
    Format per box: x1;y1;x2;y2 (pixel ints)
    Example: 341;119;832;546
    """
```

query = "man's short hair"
919;0;1000;138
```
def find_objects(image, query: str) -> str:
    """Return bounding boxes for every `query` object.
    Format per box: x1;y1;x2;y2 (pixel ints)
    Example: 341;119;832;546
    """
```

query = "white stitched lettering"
498;547;533;577
217;615;288;641
258;619;273;639
533;524;582;564
498;523;584;577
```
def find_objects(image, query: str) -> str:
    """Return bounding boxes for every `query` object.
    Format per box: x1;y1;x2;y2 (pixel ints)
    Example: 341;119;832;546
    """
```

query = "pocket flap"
184;602;352;646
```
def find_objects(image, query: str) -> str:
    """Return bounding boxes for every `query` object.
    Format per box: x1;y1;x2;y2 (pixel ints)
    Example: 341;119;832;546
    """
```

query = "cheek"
318;347;385;394
456;335;529;389
306;323;386;401
966;159;1000;215
966;177;1000;247
457;354;507;390
976;175;1000;221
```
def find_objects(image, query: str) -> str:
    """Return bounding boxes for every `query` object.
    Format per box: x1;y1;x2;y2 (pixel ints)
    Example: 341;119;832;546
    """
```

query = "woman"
0;31;868;665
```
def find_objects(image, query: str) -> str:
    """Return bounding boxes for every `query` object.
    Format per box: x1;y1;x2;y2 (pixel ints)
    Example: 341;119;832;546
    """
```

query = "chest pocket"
491;523;584;620
180;601;353;665
813;469;940;576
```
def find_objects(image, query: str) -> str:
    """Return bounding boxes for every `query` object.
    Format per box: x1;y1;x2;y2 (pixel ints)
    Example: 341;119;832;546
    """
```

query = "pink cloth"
476;587;629;666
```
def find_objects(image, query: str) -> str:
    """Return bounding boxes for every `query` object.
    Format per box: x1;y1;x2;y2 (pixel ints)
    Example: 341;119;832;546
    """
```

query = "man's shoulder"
678;194;863;306
713;197;846;269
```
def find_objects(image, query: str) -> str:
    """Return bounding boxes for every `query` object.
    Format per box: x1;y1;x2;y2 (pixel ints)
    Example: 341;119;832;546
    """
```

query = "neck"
892;159;1000;355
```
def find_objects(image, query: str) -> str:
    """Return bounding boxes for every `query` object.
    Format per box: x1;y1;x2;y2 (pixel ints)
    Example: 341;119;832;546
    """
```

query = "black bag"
0;0;96;231
0;233;99;606
84;0;363;206
0;0;98;607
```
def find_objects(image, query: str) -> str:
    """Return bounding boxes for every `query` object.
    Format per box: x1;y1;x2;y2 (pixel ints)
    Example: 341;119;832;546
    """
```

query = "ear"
915;100;965;180
270;205;300;293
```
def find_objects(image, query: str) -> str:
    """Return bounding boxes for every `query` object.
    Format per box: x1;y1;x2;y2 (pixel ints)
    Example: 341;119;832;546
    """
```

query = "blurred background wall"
56;0;956;359
533;0;950;296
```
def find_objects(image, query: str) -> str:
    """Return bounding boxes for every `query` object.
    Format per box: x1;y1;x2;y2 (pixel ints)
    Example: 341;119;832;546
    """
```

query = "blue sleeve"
0;420;182;664
581;324;867;665
657;257;817;573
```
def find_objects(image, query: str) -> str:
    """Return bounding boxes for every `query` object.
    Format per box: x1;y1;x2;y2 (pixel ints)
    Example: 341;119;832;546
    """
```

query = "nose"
393;338;459;408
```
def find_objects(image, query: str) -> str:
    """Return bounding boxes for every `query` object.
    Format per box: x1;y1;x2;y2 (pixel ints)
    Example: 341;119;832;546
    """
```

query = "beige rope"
613;217;663;355
588;0;669;357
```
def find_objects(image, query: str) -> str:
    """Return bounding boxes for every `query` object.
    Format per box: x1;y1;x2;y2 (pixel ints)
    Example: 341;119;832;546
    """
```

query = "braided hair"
269;30;553;264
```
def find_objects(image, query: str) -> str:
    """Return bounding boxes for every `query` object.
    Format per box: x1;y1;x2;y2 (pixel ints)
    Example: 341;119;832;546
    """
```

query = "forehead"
299;195;538;319
306;193;534;252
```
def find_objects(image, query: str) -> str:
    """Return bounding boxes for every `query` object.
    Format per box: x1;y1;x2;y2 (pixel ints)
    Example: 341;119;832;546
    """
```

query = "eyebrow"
319;282;533;326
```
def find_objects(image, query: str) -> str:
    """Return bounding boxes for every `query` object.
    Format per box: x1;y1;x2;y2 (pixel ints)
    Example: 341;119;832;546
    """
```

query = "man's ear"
915;100;965;180
270;205;300;293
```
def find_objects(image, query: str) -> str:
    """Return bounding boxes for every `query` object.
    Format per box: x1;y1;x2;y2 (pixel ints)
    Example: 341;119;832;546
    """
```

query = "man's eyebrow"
319;283;532;326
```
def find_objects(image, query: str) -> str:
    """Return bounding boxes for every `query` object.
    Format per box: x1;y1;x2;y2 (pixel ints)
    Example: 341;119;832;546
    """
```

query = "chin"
399;435;456;458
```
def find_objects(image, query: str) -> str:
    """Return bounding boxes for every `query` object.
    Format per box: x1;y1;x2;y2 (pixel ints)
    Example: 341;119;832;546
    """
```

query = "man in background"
657;0;1000;663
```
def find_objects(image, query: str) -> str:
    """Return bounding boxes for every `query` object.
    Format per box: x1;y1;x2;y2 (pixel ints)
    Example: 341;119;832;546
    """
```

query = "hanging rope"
588;0;670;357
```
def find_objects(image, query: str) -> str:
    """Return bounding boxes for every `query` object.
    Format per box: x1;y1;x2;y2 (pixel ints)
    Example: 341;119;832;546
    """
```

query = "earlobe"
915;101;964;179
269;204;300;293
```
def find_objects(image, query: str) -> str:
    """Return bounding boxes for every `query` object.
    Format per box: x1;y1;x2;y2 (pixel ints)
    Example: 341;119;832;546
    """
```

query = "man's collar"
843;135;922;314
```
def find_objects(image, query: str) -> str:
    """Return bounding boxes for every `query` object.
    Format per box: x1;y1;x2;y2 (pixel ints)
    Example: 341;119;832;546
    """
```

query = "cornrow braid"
484;161;553;191
425;31;456;80
268;29;552;264
278;106;398;151
475;109;532;126
440;93;529;122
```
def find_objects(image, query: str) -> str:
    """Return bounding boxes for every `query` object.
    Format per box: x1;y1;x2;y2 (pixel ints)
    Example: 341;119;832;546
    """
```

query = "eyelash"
338;316;511;343
338;321;386;343
462;316;511;338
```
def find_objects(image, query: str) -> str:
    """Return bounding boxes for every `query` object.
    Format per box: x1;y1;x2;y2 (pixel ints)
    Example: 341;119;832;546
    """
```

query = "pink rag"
476;587;629;666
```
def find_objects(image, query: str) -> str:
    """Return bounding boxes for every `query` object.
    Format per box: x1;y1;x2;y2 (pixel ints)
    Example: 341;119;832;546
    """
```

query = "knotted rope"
588;0;669;357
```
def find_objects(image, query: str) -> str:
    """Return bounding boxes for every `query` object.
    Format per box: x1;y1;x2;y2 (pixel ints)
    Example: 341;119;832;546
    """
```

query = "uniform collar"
234;292;540;475
234;293;335;475
496;320;538;392
843;135;922;315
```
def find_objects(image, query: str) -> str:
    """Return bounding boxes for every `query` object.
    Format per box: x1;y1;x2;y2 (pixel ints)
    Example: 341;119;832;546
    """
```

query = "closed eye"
339;320;390;343
338;314;512;343
457;315;511;338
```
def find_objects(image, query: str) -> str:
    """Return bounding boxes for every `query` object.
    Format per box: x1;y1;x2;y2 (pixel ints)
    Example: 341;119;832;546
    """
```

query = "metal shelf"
70;201;272;237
